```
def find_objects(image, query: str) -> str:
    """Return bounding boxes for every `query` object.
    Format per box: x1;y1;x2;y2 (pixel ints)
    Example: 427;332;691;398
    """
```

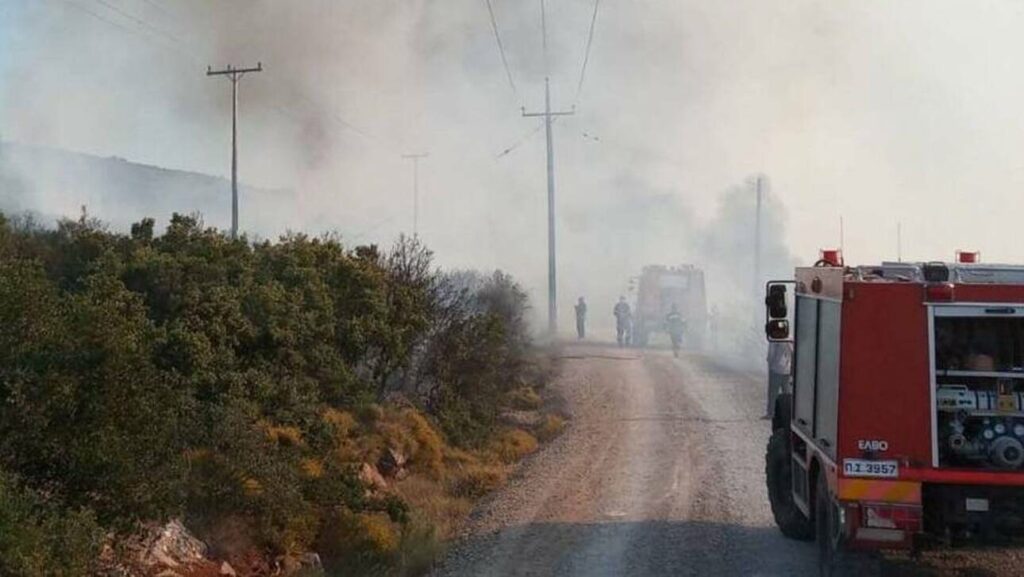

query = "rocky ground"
432;342;1024;577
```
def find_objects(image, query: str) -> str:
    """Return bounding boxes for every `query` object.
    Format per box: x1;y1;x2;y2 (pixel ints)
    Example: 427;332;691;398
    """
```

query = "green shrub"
317;509;400;574
0;211;537;570
0;468;102;577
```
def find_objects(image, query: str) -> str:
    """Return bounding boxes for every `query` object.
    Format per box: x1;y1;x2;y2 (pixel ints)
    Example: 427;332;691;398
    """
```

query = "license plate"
842;459;899;478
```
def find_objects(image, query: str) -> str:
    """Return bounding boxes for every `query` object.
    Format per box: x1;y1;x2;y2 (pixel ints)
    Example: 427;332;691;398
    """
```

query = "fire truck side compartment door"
794;296;818;437
815;300;841;460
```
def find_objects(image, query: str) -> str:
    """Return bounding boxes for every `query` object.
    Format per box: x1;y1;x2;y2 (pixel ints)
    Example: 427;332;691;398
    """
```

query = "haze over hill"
1;138;795;343
0;142;294;235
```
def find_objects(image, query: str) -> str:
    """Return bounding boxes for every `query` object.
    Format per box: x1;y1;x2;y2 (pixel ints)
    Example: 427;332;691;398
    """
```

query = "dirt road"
434;343;1024;577
434;343;814;576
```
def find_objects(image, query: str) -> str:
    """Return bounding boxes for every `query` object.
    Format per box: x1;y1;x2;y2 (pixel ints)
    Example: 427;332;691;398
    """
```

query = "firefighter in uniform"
574;297;588;340
666;304;685;357
613;296;632;347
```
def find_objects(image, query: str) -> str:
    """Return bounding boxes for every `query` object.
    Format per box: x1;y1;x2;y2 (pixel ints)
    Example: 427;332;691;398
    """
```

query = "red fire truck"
631;265;707;348
765;249;1024;575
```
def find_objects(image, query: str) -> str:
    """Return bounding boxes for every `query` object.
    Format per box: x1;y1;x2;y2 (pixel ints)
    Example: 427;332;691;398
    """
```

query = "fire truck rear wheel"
765;428;814;541
816;471;843;577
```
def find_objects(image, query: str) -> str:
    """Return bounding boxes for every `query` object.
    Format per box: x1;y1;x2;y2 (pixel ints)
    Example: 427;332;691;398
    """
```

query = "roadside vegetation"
0;211;563;577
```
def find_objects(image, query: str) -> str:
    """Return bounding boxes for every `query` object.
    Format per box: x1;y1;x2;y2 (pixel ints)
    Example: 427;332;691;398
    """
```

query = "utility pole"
523;78;574;338
207;62;262;239
401;153;429;238
897;221;903;262
754;175;763;300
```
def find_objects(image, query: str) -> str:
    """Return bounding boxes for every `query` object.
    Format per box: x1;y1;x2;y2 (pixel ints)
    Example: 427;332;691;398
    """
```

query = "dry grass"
403;410;444;476
449;461;507;498
299;458;325;479
506;386;542;410
489;428;539;464
367;408;446;478
260;421;304;447
241;478;263;498
357;403;385;425
394;474;472;539
311;394;564;574
534;414;566;442
322;408;358;437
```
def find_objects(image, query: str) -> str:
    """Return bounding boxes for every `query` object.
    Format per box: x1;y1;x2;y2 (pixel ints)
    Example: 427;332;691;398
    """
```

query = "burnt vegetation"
0;211;551;576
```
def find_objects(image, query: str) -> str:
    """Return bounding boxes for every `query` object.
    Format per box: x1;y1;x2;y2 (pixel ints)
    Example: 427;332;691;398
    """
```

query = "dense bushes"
0;467;102;577
0;212;537;574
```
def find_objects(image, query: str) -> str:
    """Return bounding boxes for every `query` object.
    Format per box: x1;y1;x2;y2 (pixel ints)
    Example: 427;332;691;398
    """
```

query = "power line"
133;0;176;21
57;0;142;37
54;0;390;155
87;0;200;62
59;0;191;63
574;0;601;104
289;92;377;141
483;0;518;99
496;120;545;158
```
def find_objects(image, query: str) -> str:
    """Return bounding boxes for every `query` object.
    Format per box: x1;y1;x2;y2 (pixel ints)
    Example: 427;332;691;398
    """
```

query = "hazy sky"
5;0;1024;325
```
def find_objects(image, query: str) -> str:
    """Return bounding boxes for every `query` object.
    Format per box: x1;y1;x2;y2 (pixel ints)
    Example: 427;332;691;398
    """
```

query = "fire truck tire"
815;472;843;577
765;428;814;541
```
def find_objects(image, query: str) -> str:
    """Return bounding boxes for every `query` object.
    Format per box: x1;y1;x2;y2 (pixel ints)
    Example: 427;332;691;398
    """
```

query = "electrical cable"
52;0;392;154
496;119;547;159
133;0;176;21
574;0;601;104
57;0;144;39
87;0;201;62
483;0;518;99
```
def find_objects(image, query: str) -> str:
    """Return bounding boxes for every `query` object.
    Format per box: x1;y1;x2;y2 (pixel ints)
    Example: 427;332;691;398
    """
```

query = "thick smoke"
30;1;1024;343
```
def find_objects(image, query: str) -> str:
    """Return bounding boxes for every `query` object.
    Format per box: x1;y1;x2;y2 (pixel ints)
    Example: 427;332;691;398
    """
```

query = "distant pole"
207;62;262;239
402;153;429;238
897;221;903;262
523;78;574;337
754;175;763;299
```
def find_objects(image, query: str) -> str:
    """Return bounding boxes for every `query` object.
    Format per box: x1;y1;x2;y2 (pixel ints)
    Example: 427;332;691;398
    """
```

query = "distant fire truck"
632;265;707;348
765;250;1024;575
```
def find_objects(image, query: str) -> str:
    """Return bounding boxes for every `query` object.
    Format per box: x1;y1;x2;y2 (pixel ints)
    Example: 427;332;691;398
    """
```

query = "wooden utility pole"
207;62;262;239
401;153;429;238
523;78;574;338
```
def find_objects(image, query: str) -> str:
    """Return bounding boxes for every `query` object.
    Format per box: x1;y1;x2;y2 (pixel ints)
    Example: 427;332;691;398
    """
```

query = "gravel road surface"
433;343;1024;577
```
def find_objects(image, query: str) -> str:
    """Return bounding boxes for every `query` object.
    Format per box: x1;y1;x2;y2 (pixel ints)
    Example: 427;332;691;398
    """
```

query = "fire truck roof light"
956;250;980;264
819;249;843;267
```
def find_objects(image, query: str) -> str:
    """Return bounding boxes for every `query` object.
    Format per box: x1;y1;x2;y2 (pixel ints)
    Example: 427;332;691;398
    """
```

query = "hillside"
0;142;290;235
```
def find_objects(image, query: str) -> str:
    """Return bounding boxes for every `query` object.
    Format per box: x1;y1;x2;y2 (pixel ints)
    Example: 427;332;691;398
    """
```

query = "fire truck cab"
765;250;1024;574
